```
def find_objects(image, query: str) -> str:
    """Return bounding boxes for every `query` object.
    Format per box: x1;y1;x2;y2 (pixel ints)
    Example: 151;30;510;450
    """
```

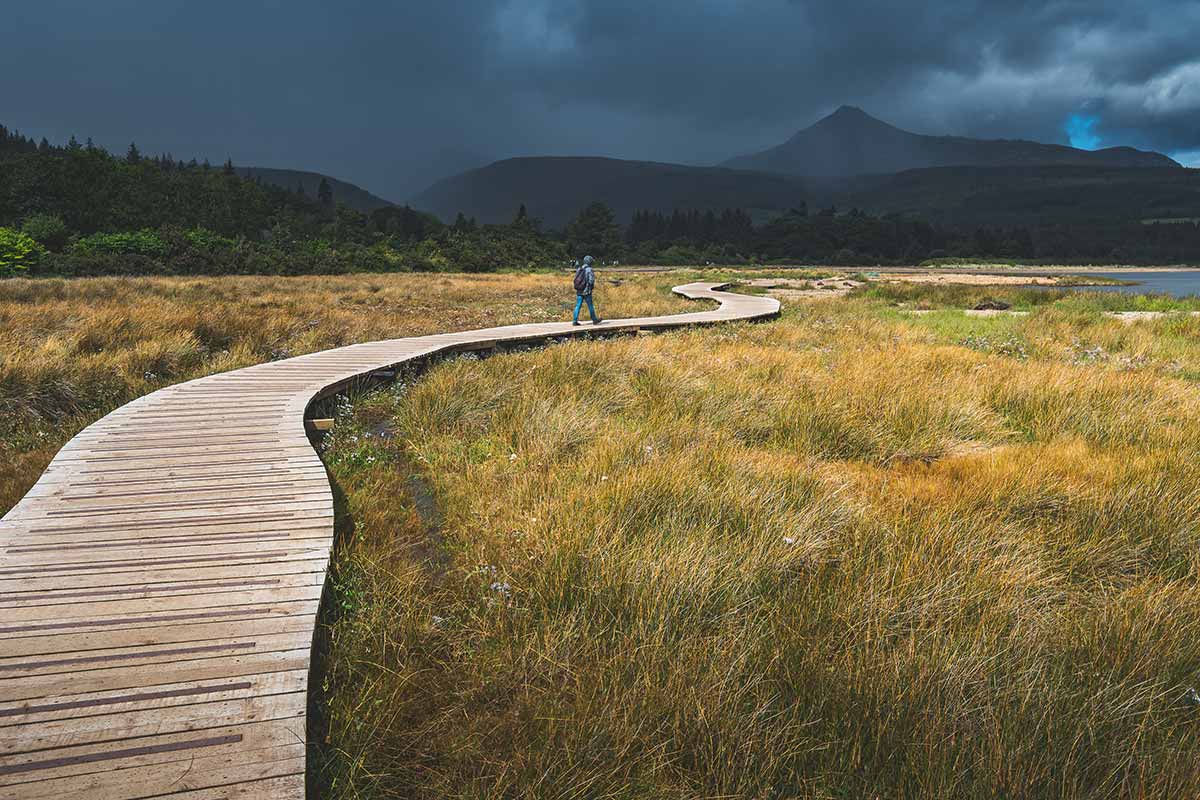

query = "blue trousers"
573;293;599;323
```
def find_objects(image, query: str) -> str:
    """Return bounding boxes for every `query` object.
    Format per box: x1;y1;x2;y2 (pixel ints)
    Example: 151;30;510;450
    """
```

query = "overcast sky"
5;0;1198;200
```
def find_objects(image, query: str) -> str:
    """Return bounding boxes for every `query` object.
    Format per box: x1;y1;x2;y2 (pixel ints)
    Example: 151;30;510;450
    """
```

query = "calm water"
1065;270;1200;298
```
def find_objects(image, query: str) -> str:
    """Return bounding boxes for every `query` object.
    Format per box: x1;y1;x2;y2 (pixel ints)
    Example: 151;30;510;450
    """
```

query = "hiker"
572;255;602;325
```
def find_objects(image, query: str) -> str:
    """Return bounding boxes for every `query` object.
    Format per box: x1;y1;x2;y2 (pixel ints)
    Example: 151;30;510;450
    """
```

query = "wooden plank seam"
0;282;779;798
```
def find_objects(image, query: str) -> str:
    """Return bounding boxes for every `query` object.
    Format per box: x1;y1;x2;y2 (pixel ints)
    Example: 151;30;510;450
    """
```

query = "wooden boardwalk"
0;282;779;799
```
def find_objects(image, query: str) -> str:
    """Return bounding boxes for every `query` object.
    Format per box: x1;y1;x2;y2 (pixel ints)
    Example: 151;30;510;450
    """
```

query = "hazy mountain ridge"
412;156;813;227
410;160;1199;230
239;167;395;212
411;106;1192;228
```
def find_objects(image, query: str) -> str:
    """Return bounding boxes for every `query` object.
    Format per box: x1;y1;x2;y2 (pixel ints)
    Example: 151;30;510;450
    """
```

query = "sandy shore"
746;270;1092;299
880;272;1061;286
744;277;862;299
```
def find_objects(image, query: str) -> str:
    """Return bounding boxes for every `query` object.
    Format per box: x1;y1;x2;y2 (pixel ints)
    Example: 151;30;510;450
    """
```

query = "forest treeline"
2;126;1197;277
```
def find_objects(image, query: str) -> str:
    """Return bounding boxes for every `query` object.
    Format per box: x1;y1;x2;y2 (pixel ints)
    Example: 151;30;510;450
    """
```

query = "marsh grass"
0;271;690;513
861;281;1200;313
317;288;1200;798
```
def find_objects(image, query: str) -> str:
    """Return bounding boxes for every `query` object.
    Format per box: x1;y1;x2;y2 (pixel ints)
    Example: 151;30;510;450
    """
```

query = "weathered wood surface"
0;282;779;798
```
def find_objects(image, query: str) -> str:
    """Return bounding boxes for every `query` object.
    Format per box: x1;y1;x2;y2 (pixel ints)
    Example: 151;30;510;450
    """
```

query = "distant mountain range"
722;105;1178;176
239;167;395;213
413;157;811;228
411;107;1190;228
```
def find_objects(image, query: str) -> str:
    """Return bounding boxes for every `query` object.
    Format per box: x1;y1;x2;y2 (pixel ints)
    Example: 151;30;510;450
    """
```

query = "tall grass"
0;272;690;514
316;290;1200;798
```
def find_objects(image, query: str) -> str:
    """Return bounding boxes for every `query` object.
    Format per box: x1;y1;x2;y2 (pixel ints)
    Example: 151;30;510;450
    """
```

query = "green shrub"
302;238;334;257
72;229;168;257
0;227;47;275
184;227;237;251
656;244;702;265
20;214;71;251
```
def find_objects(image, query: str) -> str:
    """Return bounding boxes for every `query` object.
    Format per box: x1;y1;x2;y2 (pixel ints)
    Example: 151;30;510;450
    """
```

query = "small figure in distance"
572;255;603;326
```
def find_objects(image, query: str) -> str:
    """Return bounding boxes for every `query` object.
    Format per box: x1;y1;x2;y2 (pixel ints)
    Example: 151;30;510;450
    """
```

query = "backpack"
573;267;590;294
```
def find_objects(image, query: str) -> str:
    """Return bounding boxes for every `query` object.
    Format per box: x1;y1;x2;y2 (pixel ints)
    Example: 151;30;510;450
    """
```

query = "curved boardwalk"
0;282;779;799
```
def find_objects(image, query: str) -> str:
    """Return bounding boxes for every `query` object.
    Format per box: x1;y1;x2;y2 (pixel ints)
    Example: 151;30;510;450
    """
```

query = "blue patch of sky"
1172;150;1200;167
1065;114;1101;150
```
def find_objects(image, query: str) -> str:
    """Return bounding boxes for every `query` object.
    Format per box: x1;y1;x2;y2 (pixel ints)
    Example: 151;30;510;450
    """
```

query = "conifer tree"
317;177;333;206
565;202;622;258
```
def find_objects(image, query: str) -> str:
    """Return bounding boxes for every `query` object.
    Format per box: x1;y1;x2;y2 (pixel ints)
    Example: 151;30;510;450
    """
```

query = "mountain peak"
831;104;869;118
723;106;1179;176
812;105;893;132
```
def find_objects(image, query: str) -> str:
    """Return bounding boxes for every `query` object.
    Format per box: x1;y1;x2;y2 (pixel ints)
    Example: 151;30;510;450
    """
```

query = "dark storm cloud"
4;0;1198;200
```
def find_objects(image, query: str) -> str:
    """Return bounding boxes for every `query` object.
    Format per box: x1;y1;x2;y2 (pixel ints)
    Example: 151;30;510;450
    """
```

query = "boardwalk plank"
0;283;778;798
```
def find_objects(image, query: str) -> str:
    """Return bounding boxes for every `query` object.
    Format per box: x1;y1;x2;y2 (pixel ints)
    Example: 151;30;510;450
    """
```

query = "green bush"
0;227;47;275
184;227;237;251
20;214;70;251
72;229;169;257
656;244;702;265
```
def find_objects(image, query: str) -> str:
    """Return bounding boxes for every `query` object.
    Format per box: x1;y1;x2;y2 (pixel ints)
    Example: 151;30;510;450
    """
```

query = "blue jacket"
575;264;595;295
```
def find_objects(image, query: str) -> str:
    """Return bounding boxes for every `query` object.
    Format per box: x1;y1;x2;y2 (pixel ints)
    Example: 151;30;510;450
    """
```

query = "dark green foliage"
0;132;320;239
368;205;438;241
565;201;622;260
623;205;1200;265
0;126;576;276
20;213;69;251
237;167;393;213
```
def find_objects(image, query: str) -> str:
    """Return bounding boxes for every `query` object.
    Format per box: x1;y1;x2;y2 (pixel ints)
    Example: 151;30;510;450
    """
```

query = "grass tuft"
313;284;1200;798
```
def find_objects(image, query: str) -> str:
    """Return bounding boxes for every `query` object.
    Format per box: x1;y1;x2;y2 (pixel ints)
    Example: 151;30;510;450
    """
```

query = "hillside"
413;153;1198;231
0;126;590;277
411;156;811;227
414;110;1188;230
838;164;1200;225
724;106;1180;177
0;129;324;238
239;167;394;212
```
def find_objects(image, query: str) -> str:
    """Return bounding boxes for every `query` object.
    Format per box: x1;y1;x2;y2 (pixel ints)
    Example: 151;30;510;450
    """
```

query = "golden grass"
0;271;690;514
316;291;1200;798
8;271;1200;797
